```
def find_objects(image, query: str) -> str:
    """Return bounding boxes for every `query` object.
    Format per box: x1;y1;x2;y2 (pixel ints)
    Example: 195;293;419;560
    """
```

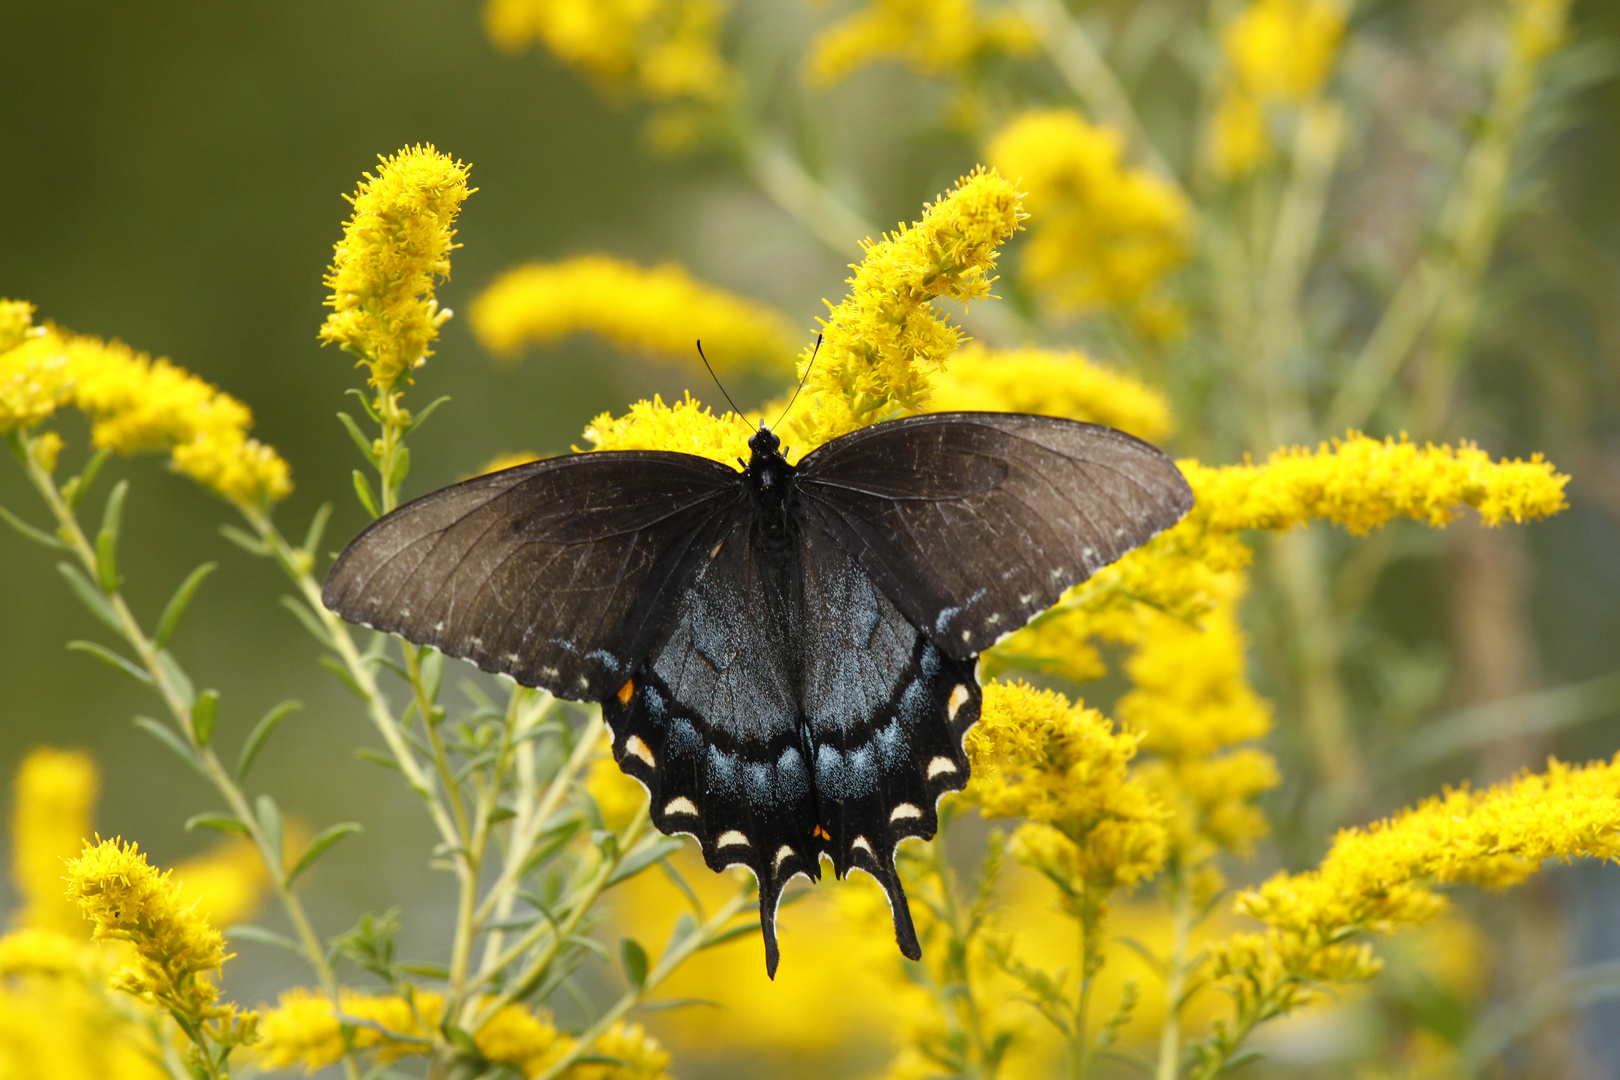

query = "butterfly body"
322;413;1194;976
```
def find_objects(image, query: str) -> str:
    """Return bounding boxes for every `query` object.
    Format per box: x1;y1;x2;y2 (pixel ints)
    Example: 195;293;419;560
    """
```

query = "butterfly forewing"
321;452;738;699
797;412;1195;658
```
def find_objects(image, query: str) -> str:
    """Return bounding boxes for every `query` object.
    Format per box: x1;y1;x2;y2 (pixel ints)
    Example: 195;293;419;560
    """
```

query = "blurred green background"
3;0;1620;1073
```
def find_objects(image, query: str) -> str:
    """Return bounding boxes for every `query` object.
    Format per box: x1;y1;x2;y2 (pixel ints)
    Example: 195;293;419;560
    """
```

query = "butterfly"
322;411;1193;976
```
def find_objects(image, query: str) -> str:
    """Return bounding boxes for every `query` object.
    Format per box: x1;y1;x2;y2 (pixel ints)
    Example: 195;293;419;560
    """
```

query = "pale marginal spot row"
851;836;874;857
927;756;958;779
947;684;970;721
718;830;750;848
774;844;794;870
890;803;922;822
626;735;655;766
663;796;698;817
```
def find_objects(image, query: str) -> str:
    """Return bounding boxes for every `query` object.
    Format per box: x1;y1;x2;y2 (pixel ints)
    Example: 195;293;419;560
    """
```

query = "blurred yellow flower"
1512;0;1571;63
0;953;169;1080
805;0;1033;88
320;145;474;389
485;0;730;104
256;985;670;1079
10;748;98;937
472;255;798;372
0;308;291;504
927;342;1174;442
789;167;1024;446
586;734;649;831
1209;0;1346;178
172;837;269;930
987;110;1190;334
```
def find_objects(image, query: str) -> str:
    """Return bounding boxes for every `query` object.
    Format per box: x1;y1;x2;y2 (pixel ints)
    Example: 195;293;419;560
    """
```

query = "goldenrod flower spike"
790;167;1024;447
10;749;99;938
320;144;474;389
987;110;1191;334
928;343;1174;442
64;838;256;1050
580;391;755;465
471;255;798;372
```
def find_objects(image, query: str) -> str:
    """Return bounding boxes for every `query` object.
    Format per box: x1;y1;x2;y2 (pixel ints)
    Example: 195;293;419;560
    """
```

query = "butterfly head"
748;423;780;458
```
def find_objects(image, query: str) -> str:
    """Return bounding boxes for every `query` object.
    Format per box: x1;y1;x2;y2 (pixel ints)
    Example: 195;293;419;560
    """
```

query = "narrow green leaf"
192;689;219;747
301;502;334;558
218;524;269;556
320;655;368;700
353;747;402;772
335;412;378;464
56;563;122;633
68;640;151;684
186;812;250;836
63;447;110;510
155;649;195;708
621;938;649;988
397;962;451;979
132;716;205;776
236;700;302;781
352;470;379;519
285;822;363;886
344;386;381;422
154;562;216;648
226;924;305;955
635;997;721;1012
280;595;334;647
94;479;128;593
388;445;411;493
418;646;443;705
485;804;517;826
699;921;763;950
0;501;66;549
443;1024;481;1058
256;794;284;873
607;836;686;887
402;395;451;435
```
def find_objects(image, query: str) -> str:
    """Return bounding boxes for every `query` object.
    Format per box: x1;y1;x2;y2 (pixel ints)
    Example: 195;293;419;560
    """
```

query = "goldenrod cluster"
472;255;797;372
581;391;755;464
1210;0;1346;177
1211;756;1620;1014
64;839;240;1029
966;682;1167;894
987;110;1191;334
928;342;1173;442
256;986;673;1079
10;749;99;938
0;305;292;505
320;145;474;388
789;167;1024;446
805;0;1033;88
484;0;729;106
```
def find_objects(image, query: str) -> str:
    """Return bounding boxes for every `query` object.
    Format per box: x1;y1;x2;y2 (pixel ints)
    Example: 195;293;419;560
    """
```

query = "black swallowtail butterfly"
322;412;1193;975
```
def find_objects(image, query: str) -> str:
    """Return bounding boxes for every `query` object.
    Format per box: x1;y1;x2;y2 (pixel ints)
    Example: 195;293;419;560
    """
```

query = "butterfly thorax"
744;426;799;556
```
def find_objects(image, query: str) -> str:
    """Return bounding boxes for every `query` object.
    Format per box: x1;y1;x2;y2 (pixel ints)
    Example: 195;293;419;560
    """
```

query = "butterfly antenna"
772;333;822;431
696;340;752;430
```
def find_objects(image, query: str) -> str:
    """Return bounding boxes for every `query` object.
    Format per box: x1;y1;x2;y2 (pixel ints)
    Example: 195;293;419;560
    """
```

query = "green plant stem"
927;834;994;1073
1154;874;1193;1080
19;445;359;1080
476;688;558;969
527;885;754;1080
1072;896;1100;1080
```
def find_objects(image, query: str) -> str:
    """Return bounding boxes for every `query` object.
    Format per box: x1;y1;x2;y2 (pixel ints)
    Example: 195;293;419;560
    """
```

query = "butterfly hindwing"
798;412;1195;658
321;452;737;699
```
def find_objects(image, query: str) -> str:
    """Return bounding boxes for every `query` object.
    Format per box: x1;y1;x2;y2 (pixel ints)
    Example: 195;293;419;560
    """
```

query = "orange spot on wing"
617;679;635;705
812;825;831;841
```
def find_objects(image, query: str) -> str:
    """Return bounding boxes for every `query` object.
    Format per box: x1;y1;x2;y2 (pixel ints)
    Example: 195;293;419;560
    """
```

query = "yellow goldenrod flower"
0;950;171;1080
1210;755;1620;1018
320;145;474;389
475;450;543;476
1208;0;1346;178
575;1021;674;1080
965;682;1167;892
1180;432;1569;536
805;0;1034;88
0;298;37;351
1512;0;1571;63
11;749;98;937
927;343;1174;442
788;167;1024;446
63;838;239;1030
580;391;755;464
471;255;798;372
0;317;71;433
484;0;730;104
987;110;1191;334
